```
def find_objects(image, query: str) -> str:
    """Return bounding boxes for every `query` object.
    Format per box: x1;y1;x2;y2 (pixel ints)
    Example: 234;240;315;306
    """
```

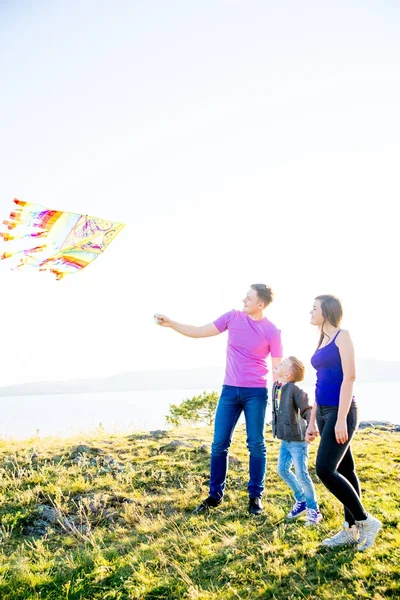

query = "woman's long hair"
315;294;343;349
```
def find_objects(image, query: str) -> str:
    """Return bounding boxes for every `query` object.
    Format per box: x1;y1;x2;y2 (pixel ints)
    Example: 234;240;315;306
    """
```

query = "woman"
306;295;382;550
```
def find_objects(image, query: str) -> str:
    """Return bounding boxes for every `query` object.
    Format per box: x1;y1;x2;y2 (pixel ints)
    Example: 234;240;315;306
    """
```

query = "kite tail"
0;245;47;260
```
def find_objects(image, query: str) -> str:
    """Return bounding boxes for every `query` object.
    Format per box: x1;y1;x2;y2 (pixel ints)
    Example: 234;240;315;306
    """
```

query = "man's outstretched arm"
155;314;220;338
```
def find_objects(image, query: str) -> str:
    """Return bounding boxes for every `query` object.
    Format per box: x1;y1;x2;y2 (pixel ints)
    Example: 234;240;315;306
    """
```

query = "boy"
272;357;322;525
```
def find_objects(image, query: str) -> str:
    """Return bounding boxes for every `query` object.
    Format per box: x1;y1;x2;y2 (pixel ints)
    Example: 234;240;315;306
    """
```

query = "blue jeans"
209;385;268;500
277;440;318;510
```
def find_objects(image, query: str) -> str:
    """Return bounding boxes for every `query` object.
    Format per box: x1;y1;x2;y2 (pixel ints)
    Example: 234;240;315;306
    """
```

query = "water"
0;383;399;439
301;383;400;424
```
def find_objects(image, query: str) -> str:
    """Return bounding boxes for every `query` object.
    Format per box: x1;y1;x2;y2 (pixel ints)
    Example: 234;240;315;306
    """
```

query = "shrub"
166;391;219;426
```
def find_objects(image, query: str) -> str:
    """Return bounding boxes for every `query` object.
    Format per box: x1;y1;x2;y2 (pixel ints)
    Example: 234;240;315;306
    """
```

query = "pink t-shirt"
213;309;283;388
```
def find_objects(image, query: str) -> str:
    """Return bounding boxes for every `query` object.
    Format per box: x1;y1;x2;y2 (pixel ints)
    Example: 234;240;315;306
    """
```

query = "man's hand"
153;316;219;338
154;314;172;327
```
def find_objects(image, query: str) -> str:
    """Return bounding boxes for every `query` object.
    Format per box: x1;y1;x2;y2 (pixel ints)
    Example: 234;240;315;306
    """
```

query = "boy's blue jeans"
277;440;318;510
209;385;268;500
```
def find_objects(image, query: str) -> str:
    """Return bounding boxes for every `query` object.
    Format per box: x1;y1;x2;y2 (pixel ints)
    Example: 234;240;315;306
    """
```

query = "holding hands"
305;420;348;445
305;424;319;444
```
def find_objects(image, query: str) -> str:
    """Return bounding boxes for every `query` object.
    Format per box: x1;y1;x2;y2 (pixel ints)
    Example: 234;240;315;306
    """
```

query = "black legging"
316;403;367;525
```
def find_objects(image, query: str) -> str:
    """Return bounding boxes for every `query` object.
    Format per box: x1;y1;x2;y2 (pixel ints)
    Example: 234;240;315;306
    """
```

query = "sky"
0;0;399;386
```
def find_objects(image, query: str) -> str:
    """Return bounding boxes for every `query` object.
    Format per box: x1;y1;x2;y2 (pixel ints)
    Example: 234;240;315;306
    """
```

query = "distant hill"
0;367;225;397
0;359;398;397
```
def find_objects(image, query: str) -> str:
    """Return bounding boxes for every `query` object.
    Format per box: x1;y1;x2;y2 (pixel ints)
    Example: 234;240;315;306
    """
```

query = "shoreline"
357;420;400;431
1;420;399;443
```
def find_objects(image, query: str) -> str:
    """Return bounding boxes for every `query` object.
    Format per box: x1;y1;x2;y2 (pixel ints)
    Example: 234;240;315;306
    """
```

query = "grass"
0;424;399;599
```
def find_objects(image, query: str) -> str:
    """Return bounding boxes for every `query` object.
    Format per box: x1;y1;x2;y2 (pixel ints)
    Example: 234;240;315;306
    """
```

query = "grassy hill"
0;426;399;599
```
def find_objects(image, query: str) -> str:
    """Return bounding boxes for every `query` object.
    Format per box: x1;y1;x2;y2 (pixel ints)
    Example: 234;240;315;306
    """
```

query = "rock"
37;504;63;524
103;508;118;521
22;519;49;537
107;494;134;506
164;505;176;516
150;430;168;438
70;445;105;460
358;420;392;429
97;455;126;474
22;492;135;538
358;422;373;429
358;421;400;431
228;456;240;465
74;494;106;513
160;440;192;450
72;451;125;473
22;504;66;537
168;440;192;448
199;444;209;453
72;444;92;455
73;493;134;511
128;433;151;441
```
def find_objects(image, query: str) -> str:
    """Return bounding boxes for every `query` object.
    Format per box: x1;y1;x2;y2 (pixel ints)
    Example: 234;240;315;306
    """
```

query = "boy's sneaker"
355;514;382;551
192;496;222;515
322;521;359;546
286;500;306;519
304;508;323;526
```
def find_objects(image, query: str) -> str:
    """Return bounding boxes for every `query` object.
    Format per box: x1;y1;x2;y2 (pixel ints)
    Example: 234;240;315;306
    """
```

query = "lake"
0;382;398;439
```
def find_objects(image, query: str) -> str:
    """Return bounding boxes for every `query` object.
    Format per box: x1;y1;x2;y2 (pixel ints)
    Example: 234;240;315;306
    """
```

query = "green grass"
0;425;399;599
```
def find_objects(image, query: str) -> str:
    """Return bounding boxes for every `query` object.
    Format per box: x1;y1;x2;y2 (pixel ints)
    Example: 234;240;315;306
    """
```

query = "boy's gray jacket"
272;382;312;441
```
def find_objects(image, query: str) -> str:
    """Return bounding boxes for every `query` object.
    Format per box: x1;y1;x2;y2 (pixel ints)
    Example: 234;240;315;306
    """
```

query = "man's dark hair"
251;284;274;307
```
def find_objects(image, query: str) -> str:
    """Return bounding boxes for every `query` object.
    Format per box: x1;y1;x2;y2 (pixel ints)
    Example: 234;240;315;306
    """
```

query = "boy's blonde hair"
288;356;305;382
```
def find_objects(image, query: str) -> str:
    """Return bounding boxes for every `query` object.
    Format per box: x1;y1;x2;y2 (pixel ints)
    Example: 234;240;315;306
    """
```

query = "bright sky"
0;1;399;385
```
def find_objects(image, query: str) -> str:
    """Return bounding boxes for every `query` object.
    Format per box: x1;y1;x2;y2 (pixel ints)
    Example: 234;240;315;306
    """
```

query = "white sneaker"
355;514;382;550
304;508;323;526
321;521;359;546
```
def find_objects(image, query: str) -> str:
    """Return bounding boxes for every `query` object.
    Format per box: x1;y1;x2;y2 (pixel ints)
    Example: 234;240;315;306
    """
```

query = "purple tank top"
310;330;348;406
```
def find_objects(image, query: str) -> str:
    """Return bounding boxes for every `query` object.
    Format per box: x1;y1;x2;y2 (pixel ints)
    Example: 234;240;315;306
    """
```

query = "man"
155;284;282;515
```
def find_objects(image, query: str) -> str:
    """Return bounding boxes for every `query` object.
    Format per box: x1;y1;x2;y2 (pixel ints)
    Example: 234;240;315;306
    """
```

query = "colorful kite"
0;199;125;280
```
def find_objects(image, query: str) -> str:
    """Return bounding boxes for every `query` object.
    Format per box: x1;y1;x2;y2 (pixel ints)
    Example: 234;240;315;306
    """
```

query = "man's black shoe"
192;496;222;515
249;496;263;515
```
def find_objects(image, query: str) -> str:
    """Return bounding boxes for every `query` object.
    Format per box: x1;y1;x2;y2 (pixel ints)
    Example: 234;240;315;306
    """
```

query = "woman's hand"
334;418;348;444
305;424;319;444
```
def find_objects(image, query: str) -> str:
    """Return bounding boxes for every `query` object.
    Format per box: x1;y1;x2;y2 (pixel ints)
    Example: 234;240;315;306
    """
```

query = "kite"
0;199;125;280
